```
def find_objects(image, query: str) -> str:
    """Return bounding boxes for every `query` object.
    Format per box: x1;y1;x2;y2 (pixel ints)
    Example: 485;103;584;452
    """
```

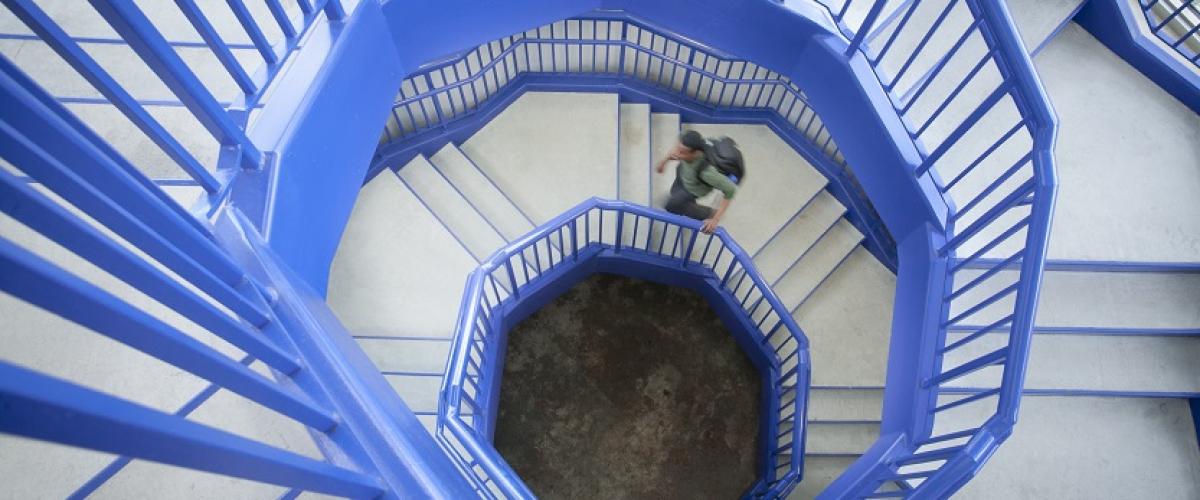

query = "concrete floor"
493;274;761;499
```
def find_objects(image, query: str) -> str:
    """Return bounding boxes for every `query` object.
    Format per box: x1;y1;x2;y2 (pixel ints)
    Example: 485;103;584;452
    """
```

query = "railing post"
846;0;890;56
614;210;625;252
569;218;579;260
504;260;520;298
323;0;347;21
682;229;700;267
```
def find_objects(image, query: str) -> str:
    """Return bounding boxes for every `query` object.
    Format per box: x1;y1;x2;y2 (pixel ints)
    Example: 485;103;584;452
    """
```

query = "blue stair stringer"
0;0;1057;498
437;198;813;498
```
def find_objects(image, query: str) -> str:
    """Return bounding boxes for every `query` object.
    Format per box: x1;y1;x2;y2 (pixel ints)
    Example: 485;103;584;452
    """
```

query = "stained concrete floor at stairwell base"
494;274;761;499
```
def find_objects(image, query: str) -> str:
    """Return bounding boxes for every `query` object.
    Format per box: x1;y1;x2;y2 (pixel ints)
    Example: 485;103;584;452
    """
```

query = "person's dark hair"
679;130;706;151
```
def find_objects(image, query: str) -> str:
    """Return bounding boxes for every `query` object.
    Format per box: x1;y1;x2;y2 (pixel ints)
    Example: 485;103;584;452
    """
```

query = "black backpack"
702;136;746;184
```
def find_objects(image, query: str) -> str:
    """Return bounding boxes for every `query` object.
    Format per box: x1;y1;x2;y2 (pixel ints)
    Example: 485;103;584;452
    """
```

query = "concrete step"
649;112;681;208
429;143;535;242
773;218;863;313
358;337;452;376
327;171;477;340
397;155;507;263
680;123;829;253
459;92;619;224
796;246;894;388
942;331;1200;393
1007;0;1086;54
1034;24;1200;262
790;456;859;500
950;268;1200;331
618;102;652;205
384;373;444;414
808;388;884;422
806;422;880;455
753;190;845;285
940;396;1200;499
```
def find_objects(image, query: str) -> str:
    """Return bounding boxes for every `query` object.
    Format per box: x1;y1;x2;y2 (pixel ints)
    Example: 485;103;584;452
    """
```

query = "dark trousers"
665;178;714;220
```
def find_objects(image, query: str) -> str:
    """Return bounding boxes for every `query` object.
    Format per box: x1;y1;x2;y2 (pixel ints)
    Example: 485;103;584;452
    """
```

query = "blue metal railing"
1138;0;1200;67
372;14;900;272
381;17;845;166
0;0;345;189
812;0;1056;497
0;5;475;494
438;198;812;499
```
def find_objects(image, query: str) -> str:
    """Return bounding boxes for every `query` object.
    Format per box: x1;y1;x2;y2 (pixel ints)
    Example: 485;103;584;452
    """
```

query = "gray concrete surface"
494;273;761;499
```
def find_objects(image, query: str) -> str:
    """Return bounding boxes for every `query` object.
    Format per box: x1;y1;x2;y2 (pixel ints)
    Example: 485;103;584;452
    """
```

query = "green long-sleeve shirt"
677;153;738;200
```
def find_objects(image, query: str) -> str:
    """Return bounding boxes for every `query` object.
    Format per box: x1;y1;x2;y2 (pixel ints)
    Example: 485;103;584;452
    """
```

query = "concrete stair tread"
460;92;619;224
327;172;477;340
951;268;1200;330
808;388;884;422
796;247;895;388
618;102;652;205
1034;24;1200;262
429;143;535;242
753;190;847;285
1006;0;1086;53
681;123;829;254
397;155;507;262
941;396;1200;499
942;331;1200;393
789;456;859;500
358;337;452;375
773;218;863;312
806;422;880;455
383;373;444;414
649;112;682;208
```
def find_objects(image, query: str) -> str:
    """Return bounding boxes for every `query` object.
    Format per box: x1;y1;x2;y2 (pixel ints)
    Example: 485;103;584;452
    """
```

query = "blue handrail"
438;198;812;499
810;0;1057;497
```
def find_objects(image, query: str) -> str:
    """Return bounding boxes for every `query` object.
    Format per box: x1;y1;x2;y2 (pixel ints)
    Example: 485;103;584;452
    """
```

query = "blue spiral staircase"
1;0;1198;498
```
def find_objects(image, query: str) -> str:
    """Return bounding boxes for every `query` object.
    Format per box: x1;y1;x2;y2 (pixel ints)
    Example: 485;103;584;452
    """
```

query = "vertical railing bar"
0;68;271;307
942;119;1024;191
1;2;223;192
846;0;890;55
172;0;258;96
897;21;983;112
885;0;962;89
951;152;1033;220
322;0;347;21
916;83;1011;176
874;0;927;63
87;0;263;169
264;0;298;40
223;0;279;65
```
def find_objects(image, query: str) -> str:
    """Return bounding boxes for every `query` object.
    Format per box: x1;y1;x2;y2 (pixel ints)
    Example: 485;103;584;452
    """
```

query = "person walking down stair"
656;130;738;234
